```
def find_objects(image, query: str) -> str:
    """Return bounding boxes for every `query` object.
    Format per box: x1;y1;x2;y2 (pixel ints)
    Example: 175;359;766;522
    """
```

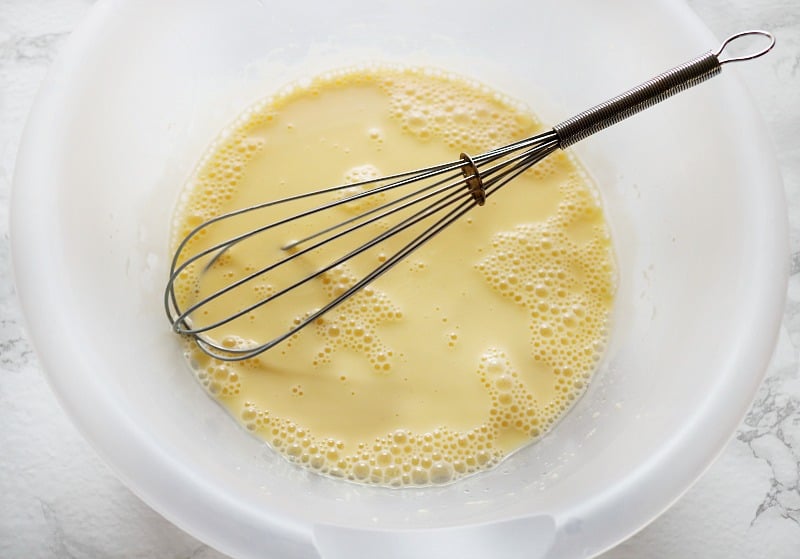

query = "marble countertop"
1;1;798;557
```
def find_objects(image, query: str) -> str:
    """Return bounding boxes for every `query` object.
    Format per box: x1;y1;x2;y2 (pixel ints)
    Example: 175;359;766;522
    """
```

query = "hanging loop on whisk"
553;29;776;148
715;30;776;65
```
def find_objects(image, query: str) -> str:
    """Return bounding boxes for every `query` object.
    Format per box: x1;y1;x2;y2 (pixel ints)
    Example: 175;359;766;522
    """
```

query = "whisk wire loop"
169;166;470;335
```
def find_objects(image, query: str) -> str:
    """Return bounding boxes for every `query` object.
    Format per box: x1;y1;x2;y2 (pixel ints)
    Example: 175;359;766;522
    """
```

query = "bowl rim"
10;1;789;557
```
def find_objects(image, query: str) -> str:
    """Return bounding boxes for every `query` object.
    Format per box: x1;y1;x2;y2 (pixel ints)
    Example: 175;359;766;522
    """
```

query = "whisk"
165;30;774;361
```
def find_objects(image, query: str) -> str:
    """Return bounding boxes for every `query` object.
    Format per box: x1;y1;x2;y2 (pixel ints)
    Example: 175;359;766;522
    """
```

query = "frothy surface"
171;66;615;486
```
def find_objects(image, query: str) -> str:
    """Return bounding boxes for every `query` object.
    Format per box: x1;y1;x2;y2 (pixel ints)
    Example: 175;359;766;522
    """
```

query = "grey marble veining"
1;0;798;558
693;0;800;532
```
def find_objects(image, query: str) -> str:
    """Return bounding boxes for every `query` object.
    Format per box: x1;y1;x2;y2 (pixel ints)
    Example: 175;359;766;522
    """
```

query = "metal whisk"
165;30;774;361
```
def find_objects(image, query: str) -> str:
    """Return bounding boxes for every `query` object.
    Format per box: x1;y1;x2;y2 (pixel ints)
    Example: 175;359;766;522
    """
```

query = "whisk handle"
553;30;775;148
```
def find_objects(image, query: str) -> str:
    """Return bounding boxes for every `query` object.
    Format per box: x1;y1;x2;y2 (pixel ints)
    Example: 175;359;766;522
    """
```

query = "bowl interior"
12;1;787;558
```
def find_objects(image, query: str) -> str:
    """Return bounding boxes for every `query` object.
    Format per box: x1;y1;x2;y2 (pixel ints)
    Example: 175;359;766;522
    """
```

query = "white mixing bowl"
11;1;788;558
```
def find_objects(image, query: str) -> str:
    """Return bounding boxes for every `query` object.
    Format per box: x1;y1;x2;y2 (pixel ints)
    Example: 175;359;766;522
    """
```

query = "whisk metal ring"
459;153;486;205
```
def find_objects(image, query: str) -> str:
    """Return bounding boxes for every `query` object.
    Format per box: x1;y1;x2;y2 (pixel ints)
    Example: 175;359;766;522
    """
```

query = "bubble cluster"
169;261;200;313
172;133;264;247
377;67;540;152
526;151;573;181
219;344;578;486
312;265;402;371
344;163;381;184
475;181;613;408
477;349;551;439
233;405;505;485
187;348;242;397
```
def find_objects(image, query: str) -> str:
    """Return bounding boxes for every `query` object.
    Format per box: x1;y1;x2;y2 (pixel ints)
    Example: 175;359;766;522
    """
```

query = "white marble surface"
1;0;798;557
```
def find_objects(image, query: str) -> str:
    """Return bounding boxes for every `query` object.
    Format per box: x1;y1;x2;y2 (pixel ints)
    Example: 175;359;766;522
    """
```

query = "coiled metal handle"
554;30;775;148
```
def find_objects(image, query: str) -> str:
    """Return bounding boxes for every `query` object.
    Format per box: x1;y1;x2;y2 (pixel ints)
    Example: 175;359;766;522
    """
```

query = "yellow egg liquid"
171;67;615;486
